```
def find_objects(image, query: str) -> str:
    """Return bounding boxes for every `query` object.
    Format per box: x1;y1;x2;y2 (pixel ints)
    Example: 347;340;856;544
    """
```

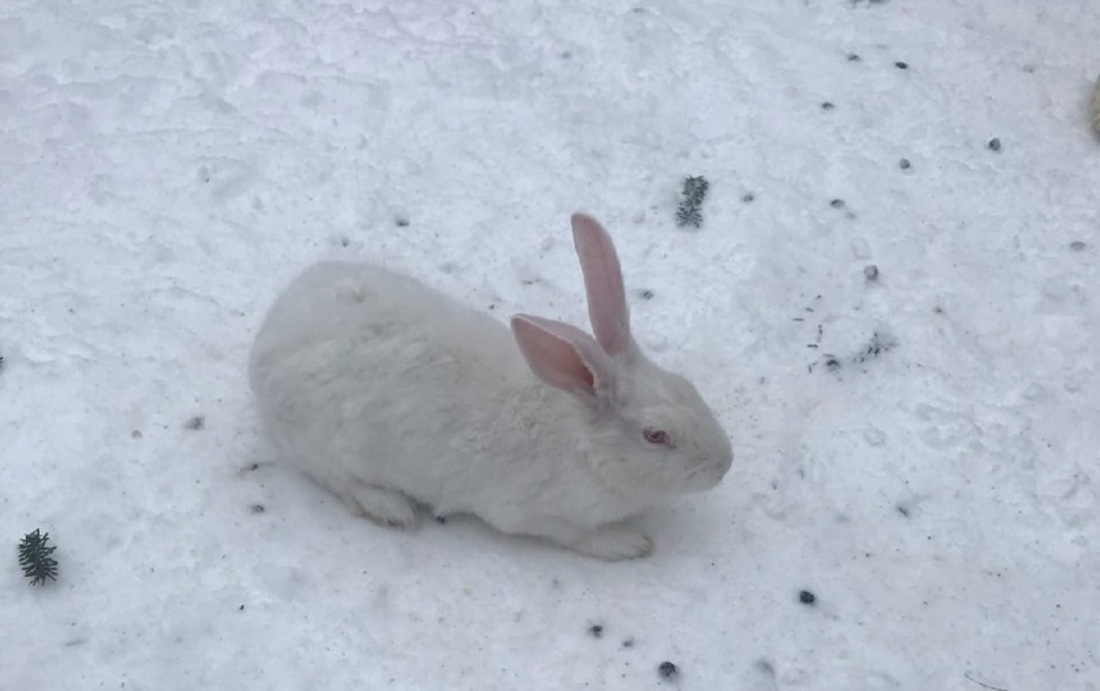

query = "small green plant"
675;176;709;228
18;530;58;586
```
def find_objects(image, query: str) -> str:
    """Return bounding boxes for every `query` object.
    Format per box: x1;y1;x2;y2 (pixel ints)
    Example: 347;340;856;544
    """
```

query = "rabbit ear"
511;314;615;398
571;213;631;357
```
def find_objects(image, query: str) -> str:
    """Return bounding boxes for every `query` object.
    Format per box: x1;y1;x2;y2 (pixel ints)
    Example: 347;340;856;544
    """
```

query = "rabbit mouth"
683;463;723;492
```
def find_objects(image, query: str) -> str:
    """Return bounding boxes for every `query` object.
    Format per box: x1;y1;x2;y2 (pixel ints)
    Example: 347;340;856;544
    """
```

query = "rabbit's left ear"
510;314;615;399
571;213;632;357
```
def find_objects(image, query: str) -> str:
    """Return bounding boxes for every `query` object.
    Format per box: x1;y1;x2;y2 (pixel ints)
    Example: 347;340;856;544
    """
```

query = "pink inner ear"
510;314;612;397
571;359;595;390
571;213;631;356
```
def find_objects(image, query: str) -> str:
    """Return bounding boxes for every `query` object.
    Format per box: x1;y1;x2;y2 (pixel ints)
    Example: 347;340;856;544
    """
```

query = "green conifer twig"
676;176;709;228
18;529;58;586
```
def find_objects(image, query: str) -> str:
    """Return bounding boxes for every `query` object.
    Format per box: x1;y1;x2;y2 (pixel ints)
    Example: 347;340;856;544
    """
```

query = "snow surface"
2;1;1098;689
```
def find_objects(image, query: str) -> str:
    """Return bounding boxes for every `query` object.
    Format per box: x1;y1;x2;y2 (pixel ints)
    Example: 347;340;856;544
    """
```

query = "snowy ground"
2;1;1098;689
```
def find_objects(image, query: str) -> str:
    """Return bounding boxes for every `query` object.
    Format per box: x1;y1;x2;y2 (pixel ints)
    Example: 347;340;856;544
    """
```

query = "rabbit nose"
717;455;732;479
718;447;733;474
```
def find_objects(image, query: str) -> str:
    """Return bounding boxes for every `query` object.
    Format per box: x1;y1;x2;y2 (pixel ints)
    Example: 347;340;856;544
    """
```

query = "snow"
2;0;1098;689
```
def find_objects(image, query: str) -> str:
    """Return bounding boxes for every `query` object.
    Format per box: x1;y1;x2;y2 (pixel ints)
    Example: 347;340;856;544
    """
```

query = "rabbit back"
248;262;529;511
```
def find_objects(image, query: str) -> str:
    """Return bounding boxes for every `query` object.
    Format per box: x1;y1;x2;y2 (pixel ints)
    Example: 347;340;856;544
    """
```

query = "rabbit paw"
572;525;654;561
344;483;417;528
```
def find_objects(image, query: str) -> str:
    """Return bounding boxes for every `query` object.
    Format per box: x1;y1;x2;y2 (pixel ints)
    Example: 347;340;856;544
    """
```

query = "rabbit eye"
643;428;672;447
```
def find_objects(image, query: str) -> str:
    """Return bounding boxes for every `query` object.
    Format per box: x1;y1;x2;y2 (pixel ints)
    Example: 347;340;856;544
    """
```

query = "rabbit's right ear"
571;213;631;357
511;314;615;399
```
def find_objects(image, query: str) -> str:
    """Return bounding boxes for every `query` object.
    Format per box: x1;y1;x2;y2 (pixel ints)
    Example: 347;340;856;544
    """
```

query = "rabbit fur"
248;213;733;560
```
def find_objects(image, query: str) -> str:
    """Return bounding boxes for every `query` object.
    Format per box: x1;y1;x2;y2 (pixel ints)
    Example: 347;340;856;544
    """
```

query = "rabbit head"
511;213;733;501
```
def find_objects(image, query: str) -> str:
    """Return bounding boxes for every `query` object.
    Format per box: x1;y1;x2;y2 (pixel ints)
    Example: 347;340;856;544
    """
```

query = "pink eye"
643;428;672;447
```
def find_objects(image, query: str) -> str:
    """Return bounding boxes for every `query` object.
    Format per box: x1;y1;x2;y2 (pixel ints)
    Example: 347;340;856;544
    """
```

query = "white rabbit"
248;213;733;560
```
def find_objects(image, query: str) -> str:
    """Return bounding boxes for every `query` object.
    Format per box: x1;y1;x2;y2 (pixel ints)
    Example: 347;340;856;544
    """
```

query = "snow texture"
2;1;1098;689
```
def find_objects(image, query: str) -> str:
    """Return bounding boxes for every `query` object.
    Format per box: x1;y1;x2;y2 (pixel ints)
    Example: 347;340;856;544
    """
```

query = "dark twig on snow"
963;672;1008;691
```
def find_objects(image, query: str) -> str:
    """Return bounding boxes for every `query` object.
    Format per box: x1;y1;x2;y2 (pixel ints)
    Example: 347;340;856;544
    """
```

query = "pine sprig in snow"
18;529;58;586
675;176;709;228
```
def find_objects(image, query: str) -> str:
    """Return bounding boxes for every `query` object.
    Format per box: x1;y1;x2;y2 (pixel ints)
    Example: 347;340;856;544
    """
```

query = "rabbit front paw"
342;483;418;528
572;524;654;561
